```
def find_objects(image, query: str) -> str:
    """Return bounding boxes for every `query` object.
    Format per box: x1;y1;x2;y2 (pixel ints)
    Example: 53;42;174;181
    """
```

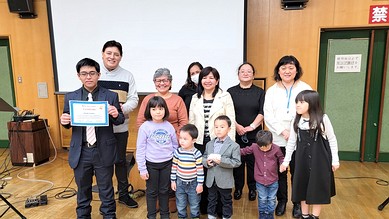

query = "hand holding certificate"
69;100;109;126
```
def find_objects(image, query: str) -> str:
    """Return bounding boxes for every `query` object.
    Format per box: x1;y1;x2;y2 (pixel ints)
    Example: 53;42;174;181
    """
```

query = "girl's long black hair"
293;90;324;137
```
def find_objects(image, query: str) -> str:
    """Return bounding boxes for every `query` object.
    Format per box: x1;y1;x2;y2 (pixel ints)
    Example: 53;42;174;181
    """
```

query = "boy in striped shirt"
171;124;204;219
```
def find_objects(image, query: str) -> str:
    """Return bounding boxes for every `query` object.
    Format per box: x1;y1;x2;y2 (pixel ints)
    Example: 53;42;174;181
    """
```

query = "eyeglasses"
239;70;253;75
279;65;296;71
79;71;99;77
154;79;170;84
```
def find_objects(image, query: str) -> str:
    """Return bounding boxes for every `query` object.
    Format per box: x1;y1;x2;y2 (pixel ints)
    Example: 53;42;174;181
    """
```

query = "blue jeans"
256;181;278;216
175;178;201;218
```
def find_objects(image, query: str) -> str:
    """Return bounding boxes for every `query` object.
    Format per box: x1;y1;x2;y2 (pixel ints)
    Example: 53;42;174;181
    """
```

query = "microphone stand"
0;193;26;218
0;99;26;218
378;197;389;211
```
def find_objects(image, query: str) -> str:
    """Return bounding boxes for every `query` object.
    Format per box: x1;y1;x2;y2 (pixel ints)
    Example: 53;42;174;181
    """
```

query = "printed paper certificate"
69;100;109;126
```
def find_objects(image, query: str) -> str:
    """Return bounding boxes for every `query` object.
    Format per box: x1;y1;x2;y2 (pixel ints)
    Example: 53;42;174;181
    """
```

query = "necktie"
86;93;96;145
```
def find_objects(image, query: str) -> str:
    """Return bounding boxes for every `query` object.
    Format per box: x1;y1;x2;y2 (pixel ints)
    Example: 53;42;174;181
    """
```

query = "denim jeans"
256;181;278;216
176;178;201;218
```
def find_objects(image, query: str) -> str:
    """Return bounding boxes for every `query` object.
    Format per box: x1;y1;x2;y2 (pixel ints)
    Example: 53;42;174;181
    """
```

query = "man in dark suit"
60;58;125;219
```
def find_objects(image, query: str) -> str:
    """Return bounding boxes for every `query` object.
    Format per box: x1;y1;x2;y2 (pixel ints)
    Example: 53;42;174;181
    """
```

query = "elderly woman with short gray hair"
136;68;187;214
136;67;188;137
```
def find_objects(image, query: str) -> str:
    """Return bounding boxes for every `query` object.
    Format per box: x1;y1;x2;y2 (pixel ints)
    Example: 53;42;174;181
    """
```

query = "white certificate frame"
69;100;109;126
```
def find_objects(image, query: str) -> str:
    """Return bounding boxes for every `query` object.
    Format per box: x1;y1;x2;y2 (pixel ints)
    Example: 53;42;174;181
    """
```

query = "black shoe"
99;212;116;218
248;190;256;201
119;195;138;208
233;189;242;200
292;203;302;218
275;201;286;216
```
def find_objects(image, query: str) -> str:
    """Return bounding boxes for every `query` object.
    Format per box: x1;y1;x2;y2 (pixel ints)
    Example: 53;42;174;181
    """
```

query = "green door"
0;39;16;147
318;29;389;162
377;32;389;162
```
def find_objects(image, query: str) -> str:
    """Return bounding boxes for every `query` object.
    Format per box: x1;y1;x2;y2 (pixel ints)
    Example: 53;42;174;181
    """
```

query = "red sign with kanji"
369;5;389;24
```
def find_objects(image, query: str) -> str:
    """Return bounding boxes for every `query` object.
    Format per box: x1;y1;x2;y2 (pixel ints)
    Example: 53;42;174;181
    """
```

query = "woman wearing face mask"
178;62;203;113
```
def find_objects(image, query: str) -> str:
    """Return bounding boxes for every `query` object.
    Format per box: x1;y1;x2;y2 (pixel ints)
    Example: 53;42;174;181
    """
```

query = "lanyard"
282;81;295;113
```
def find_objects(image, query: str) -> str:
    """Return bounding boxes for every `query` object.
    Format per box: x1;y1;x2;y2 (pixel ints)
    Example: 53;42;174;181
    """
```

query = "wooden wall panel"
247;0;389;89
246;0;270;70
0;0;61;149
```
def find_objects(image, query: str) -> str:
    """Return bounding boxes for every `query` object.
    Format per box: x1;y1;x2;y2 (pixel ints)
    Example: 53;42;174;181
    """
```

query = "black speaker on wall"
281;0;309;10
7;0;37;19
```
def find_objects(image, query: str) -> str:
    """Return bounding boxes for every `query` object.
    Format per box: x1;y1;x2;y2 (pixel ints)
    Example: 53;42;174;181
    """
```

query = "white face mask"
191;73;199;85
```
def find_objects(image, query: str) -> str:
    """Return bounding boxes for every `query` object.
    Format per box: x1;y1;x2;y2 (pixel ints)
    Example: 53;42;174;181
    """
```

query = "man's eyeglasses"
154;79;170;84
79;71;99;77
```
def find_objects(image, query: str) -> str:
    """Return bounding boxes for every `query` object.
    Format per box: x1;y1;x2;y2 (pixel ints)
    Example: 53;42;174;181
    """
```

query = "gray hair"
153;68;173;81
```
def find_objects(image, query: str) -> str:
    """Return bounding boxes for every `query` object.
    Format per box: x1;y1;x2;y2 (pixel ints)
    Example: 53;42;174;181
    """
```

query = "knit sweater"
136;120;178;175
98;65;138;133
171;147;204;185
136;93;188;136
264;80;312;146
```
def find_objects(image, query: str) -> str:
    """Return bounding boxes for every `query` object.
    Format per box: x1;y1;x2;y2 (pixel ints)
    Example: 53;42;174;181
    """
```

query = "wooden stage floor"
0;148;388;219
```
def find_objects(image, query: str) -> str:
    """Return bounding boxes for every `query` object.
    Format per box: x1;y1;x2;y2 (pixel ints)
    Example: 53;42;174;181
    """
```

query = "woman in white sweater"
263;55;312;217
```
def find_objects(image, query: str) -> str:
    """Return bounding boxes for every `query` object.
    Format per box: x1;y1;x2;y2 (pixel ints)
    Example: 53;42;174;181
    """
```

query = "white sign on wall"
334;54;362;73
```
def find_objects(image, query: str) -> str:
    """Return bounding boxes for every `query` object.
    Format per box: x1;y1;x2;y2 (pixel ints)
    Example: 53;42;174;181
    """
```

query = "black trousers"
74;146;115;218
277;147;296;204
145;159;172;219
195;136;211;214
114;131;130;198
233;136;256;191
208;183;233;218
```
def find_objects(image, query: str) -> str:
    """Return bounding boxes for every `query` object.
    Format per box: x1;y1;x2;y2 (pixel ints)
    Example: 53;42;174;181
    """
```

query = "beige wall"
0;0;61;148
1;0;389;151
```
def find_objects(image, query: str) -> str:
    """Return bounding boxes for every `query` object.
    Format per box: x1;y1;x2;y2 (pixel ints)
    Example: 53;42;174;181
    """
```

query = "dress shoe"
275;201;286;216
233;189;242;200
292;203;302;218
118;195;138;208
248;190;256;201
